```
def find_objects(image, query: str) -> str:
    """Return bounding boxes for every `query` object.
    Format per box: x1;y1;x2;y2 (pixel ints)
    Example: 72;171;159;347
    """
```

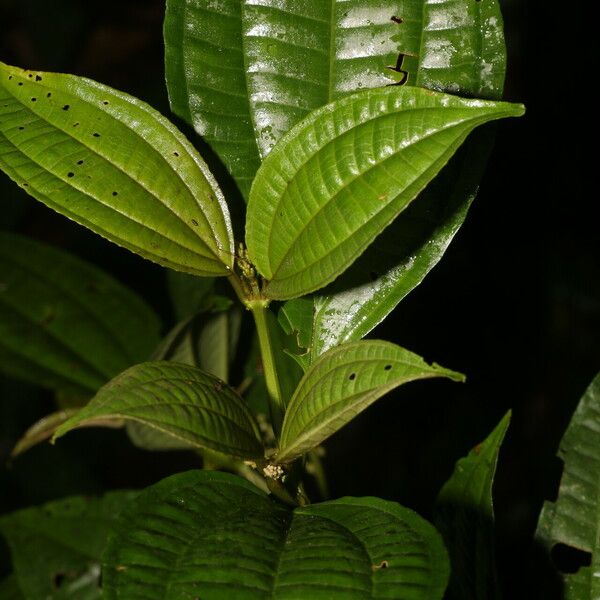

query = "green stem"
250;302;284;436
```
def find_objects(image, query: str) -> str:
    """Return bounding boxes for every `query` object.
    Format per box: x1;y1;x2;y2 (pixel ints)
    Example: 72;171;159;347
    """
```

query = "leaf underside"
102;470;450;599
53;361;264;460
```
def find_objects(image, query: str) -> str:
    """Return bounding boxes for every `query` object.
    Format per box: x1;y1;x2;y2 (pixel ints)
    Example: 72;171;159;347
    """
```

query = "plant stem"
250;301;284;437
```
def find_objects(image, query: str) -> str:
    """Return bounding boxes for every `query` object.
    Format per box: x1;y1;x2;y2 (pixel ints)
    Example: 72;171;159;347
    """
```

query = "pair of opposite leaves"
0;62;524;301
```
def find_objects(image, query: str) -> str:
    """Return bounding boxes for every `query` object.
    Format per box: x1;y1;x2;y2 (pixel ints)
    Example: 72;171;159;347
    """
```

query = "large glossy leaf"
52;361;264;460
0;232;160;394
246;86;523;299
102;470;449;599
435;411;511;600
0;491;135;600
164;1;506;194
0;62;234;275
277;340;463;463
536;373;600;597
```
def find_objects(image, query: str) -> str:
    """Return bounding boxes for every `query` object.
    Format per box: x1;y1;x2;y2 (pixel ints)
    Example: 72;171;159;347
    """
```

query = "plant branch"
250;301;284;437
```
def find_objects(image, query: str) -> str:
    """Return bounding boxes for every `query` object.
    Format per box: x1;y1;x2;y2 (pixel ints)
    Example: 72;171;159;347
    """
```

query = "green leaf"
0;491;135;600
246;86;523;300
536;373;600;597
0;62;234;276
164;0;506;197
102;470;449;599
52;361;264;459
164;0;261;200
434;411;511;600
277;340;464;463
0;232;160;394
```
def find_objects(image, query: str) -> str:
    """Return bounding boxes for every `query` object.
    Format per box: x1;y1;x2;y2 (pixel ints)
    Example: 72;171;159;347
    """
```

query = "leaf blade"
102;469;449;599
53;361;264;460
0;232;160;393
434;412;511;600
277;340;464;463
0;62;234;275
0;491;135;600
536;373;600;597
246;86;523;299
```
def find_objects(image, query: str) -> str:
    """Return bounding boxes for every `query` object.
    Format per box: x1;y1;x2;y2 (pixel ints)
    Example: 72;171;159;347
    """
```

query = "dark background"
0;1;597;598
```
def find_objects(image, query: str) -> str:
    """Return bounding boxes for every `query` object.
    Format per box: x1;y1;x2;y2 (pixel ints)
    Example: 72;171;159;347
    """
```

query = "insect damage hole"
551;543;591;574
112;191;118;197
62;105;70;111
349;373;356;381
384;364;392;371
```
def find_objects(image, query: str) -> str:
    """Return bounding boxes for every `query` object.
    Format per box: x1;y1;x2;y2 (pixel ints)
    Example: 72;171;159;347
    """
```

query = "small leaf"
435;411;511;600
277;340;464;463
102;470;449;599
164;0;261;200
0;232;160;394
52;361;264;459
246;86;524;299
0;491;135;600
536;373;600;597
0;62;234;276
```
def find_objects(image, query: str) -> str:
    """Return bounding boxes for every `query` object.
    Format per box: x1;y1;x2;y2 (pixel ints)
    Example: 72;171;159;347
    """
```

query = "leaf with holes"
435;411;511;600
0;491;135;600
0;232;160;394
276;340;464;463
536;373;600;598
0;62;234;276
102;470;449;599
246;86;523;299
52;362;264;460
